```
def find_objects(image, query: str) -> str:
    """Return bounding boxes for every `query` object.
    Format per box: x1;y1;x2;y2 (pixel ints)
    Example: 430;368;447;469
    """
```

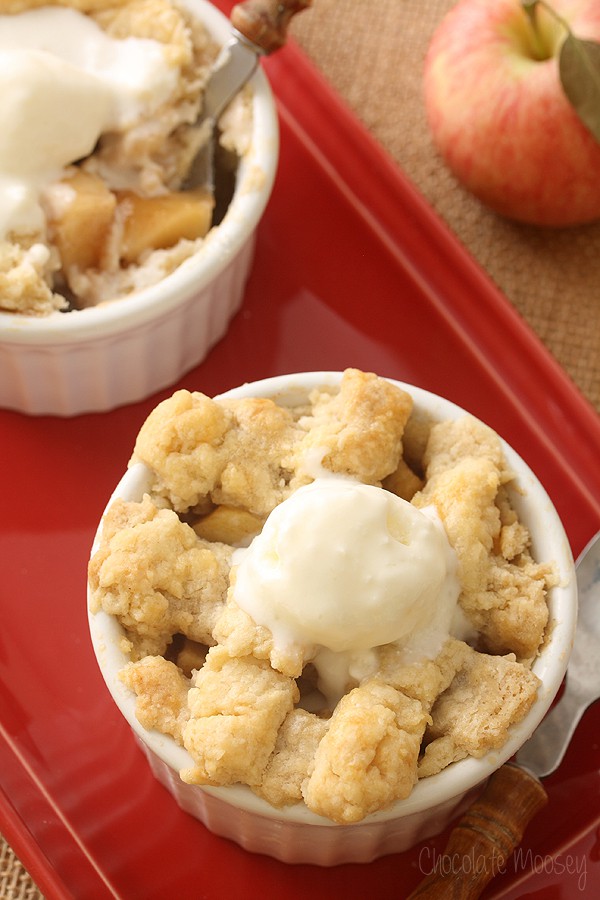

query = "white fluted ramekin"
0;0;278;417
88;373;577;865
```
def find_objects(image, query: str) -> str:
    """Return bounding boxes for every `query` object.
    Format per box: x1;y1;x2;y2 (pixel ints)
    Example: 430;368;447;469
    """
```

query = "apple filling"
0;0;252;315
44;170;214;275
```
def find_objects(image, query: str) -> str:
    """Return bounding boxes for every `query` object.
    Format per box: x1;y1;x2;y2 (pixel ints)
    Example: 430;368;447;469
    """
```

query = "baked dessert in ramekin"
88;370;576;864
0;0;278;414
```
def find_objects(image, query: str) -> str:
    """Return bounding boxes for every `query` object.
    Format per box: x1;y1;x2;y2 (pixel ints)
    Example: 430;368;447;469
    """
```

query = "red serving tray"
2;3;600;896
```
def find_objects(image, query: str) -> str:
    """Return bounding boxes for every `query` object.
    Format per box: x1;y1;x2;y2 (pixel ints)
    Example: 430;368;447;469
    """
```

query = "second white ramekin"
0;0;279;416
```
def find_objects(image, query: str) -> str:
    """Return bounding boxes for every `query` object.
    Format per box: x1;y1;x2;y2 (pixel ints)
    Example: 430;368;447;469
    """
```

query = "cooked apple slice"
46;169;117;271
116;189;214;265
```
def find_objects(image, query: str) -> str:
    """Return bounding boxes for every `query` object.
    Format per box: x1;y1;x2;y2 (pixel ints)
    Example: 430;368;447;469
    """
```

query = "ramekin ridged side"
0;236;254;416
141;740;478;865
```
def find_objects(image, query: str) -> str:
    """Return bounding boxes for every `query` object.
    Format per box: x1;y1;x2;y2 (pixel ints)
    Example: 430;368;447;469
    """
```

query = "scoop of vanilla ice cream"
0;51;113;179
232;477;460;656
0;7;178;238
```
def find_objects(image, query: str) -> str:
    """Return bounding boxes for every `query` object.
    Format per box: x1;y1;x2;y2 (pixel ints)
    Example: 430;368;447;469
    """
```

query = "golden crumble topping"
89;369;555;823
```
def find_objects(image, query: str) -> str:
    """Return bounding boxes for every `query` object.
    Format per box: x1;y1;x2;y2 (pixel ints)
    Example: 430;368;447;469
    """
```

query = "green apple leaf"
559;35;600;142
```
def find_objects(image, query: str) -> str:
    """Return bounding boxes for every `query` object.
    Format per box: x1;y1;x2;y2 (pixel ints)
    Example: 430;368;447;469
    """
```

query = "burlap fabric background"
0;842;43;900
291;0;600;414
3;0;599;894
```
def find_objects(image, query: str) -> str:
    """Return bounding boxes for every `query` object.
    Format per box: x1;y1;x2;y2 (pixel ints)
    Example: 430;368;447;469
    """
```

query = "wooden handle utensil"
407;763;548;899
231;0;313;54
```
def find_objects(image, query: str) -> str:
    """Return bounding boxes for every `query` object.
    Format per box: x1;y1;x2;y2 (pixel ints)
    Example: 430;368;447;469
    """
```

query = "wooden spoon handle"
407;764;548;899
231;0;312;54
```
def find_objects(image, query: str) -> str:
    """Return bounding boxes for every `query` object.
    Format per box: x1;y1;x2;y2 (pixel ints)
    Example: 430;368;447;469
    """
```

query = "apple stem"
522;0;571;59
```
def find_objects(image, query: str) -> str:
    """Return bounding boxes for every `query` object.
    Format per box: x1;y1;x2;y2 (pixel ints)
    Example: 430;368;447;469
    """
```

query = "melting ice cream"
233;476;460;661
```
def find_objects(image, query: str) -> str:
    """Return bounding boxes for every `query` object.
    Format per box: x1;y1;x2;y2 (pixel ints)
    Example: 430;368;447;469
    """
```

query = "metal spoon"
186;0;312;222
408;529;600;898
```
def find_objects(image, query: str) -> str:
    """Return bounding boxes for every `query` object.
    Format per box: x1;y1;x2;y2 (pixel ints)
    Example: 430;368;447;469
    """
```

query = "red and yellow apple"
423;0;600;226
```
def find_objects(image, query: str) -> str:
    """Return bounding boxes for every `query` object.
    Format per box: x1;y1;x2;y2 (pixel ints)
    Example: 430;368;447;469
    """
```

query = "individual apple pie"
88;368;557;824
0;0;252;315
